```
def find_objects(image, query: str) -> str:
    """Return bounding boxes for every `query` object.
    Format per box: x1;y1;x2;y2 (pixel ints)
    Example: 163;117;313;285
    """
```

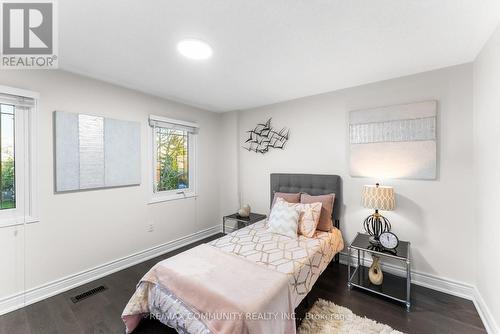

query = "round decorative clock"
379;232;399;249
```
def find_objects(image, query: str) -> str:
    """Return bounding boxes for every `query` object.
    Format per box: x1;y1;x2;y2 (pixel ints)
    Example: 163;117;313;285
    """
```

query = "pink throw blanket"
122;243;295;334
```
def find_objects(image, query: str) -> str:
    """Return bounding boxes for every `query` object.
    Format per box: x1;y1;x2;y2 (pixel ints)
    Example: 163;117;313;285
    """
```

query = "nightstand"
347;233;411;311
222;213;267;234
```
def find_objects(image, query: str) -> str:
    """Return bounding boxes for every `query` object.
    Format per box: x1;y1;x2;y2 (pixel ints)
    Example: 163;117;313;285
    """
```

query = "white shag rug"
298;299;404;334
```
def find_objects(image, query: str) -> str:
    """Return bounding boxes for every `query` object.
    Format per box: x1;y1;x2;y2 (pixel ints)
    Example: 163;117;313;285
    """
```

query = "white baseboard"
339;252;475;299
340;252;498;334
473;287;499;334
0;224;221;316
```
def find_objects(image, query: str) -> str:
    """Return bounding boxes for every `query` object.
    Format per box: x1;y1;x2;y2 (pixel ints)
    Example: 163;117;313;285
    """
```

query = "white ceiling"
60;0;500;112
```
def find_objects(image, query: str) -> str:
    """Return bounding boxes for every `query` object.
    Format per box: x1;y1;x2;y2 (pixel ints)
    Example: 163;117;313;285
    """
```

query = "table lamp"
361;183;395;245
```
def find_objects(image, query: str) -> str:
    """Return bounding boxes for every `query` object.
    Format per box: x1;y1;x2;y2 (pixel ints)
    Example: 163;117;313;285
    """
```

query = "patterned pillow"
267;200;300;238
301;193;335;232
276;197;322;238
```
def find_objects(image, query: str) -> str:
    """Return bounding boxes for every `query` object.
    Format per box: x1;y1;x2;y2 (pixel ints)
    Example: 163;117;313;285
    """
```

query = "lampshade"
361;184;395;211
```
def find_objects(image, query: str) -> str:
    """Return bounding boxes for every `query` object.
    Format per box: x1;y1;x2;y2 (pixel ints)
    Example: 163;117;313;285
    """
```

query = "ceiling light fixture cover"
177;39;213;60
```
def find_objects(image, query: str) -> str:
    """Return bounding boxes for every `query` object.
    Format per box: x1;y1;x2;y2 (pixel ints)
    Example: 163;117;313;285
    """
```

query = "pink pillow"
272;192;301;206
300;193;335;231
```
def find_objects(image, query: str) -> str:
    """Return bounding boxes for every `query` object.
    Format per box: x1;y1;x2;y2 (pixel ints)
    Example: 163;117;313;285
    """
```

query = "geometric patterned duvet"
210;221;344;307
122;220;343;334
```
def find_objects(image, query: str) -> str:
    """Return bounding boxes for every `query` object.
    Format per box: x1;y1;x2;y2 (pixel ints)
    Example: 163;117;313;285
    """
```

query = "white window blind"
0;93;36;108
148;115;199;134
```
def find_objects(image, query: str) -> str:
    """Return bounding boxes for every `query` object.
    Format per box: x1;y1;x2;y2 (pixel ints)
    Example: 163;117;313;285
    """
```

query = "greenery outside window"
149;115;197;202
0;103;15;210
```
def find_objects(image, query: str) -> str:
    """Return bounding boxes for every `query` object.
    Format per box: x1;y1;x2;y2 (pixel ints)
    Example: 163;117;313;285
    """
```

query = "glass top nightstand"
223;213;267;234
350;233;410;261
348;233;412;311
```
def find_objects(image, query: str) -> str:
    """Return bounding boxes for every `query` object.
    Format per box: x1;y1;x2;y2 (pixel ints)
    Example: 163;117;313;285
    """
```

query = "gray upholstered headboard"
270;173;342;230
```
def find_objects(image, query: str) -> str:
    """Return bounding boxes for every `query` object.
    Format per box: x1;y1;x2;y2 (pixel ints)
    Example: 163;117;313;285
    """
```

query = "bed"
122;173;344;334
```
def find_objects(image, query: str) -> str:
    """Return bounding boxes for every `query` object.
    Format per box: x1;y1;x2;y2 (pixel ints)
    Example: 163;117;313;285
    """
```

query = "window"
155;127;189;192
0;87;38;226
149;115;197;202
0;103;15;210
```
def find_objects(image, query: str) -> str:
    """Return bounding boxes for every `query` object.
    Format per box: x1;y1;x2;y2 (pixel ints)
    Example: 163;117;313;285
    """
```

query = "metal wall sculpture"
243;118;289;154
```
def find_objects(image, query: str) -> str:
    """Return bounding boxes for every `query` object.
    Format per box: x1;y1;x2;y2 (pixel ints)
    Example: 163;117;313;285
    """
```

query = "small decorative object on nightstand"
368;255;383;285
348;233;411;311
361;183;396;245
237;204;251;218
223;212;266;234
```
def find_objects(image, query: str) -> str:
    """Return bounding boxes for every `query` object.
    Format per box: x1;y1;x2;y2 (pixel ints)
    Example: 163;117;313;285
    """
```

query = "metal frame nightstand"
347;233;411;311
222;213;267;234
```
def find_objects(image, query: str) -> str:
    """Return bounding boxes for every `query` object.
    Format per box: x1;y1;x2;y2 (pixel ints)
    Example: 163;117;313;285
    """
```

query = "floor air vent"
70;285;107;303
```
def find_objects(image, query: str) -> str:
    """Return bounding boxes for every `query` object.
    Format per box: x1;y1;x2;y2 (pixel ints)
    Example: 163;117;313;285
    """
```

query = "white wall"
0;70;221;302
218;111;240;216
221;64;476;286
474;24;500;333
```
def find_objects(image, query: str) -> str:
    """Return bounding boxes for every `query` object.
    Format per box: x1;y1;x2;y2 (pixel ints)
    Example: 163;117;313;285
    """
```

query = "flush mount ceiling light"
177;39;213;60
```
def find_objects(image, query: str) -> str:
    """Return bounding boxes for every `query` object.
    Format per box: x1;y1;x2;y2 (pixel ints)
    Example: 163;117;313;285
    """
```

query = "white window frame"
148;115;198;204
0;85;39;227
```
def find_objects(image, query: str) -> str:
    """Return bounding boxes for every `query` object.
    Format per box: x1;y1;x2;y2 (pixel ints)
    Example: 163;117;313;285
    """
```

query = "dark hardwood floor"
0;233;485;334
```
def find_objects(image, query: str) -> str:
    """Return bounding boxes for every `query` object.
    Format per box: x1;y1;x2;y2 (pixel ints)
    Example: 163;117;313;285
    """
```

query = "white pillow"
267;201;300;238
275;197;322;238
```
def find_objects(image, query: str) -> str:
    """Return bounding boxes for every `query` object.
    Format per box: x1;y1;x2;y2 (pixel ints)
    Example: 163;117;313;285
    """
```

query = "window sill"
148;193;197;204
0;216;40;229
